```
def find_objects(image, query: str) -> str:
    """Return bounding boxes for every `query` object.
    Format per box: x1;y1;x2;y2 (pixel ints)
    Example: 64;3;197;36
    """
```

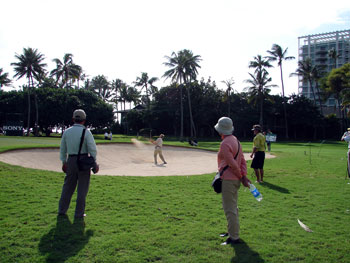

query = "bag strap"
234;141;240;160
77;128;86;161
220;140;241;176
220;165;229;176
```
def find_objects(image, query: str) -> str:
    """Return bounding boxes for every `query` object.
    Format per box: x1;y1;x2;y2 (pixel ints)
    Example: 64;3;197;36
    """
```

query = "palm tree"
127;86;141;109
328;48;339;69
181;50;202;139
0;68;12;88
311;65;325;115
11;47;47;136
118;83;129;111
221;78;235;117
91;75;114;102
249;55;273;74
163;49;201;140
111;79;123;121
50;53;81;88
133;72;158;110
266;44;295;139
245;70;277;126
163;52;186;141
75;68;85;89
290;58;324;110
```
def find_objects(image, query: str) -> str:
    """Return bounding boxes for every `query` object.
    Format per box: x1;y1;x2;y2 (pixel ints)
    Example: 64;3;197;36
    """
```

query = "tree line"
0;46;349;140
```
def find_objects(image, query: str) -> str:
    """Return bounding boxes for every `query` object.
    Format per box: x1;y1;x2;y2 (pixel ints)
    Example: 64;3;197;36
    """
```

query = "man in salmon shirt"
214;117;250;245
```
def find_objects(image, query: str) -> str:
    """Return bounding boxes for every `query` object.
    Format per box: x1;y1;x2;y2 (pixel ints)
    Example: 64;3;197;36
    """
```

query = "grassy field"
0;135;349;263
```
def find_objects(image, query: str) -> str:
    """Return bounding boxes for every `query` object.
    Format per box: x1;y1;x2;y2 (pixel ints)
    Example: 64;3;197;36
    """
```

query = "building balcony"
315;57;328;63
316;50;328;55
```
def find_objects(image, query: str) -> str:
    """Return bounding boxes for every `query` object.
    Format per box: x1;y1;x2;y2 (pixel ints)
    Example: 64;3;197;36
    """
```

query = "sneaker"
163;162;167;164
219;232;228;237
221;237;241;245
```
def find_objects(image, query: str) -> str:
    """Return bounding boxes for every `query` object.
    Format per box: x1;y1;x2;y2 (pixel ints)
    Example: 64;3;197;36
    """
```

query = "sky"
1;0;350;96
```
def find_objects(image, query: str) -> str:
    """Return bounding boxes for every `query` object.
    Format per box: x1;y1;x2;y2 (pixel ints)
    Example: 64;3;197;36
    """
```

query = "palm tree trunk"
309;80;317;106
180;84;184;142
259;93;264;127
338;98;344;133
26;82;31;136
186;84;196;138
279;65;289;139
115;89;119;122
315;83;323;115
32;77;39;136
228;92;231;117
146;86;150;111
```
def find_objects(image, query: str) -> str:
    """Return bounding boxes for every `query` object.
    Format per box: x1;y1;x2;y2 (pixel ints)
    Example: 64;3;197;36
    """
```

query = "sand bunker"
0;143;274;176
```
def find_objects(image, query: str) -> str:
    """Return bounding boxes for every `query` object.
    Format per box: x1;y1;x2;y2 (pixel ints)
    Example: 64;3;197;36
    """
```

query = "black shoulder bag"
211;141;240;194
77;129;96;171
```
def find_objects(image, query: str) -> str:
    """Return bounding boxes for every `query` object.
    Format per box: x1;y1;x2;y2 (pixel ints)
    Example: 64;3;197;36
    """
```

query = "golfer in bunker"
151;134;167;165
215;117;250;245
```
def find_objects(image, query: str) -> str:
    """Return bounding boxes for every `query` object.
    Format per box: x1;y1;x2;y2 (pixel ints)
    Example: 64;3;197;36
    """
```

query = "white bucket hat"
214;117;234;135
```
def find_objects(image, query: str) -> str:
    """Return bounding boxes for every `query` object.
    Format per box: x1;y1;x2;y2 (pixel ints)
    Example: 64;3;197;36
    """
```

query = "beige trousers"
222;179;241;240
154;147;166;164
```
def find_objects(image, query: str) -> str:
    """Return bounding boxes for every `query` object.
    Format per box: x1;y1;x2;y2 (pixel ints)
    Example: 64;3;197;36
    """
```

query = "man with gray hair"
58;109;99;218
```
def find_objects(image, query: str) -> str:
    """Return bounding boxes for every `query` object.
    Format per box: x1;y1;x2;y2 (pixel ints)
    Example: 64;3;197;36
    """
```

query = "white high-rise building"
298;29;350;107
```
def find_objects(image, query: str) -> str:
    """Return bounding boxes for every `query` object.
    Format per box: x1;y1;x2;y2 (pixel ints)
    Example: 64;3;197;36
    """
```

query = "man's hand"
93;164;100;174
62;163;67;173
241;176;251;187
250;153;254;158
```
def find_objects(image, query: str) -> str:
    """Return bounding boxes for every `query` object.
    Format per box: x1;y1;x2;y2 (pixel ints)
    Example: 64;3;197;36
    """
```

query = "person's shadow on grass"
231;239;265;263
260;181;290;194
39;215;93;263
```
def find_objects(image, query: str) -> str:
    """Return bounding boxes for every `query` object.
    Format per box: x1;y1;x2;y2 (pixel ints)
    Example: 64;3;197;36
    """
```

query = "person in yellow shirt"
250;124;266;183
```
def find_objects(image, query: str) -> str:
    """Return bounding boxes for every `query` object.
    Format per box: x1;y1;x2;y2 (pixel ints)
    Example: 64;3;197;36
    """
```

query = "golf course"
0;135;349;263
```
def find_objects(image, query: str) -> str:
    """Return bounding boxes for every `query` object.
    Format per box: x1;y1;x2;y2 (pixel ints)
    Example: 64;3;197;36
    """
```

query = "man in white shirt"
341;128;350;178
151;134;167;165
58;109;99;218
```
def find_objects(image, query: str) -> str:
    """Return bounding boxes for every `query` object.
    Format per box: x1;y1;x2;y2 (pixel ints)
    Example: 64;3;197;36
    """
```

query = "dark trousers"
58;156;91;218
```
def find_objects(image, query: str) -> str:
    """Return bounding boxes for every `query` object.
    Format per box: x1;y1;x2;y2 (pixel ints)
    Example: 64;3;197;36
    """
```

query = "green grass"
0;136;350;263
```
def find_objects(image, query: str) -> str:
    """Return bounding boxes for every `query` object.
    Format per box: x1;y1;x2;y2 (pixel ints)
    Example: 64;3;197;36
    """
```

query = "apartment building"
298;29;350;107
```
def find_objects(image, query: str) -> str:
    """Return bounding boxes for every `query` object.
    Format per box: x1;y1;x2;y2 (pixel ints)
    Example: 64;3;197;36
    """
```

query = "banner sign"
3;122;23;136
266;134;277;142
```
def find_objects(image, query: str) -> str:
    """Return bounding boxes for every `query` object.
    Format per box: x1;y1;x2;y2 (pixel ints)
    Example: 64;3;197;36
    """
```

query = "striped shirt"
60;124;97;163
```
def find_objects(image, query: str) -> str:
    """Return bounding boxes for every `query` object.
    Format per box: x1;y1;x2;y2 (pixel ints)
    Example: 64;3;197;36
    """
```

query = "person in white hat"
58;109;99;218
214;117;250;245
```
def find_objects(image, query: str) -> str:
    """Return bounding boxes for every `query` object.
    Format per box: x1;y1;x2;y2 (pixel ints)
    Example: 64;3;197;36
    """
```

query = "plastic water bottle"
249;183;263;201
